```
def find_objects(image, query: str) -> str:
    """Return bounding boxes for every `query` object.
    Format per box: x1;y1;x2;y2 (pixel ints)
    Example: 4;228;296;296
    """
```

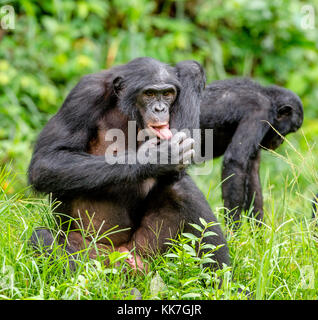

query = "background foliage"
0;0;318;299
0;0;318;188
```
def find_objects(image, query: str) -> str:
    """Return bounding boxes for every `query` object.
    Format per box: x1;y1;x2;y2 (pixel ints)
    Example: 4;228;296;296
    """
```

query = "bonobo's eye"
278;105;293;120
162;90;174;98
144;90;155;97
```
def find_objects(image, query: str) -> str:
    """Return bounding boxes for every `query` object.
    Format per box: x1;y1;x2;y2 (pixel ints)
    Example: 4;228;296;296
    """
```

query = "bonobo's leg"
69;232;146;271
125;174;230;270
29;229;143;299
62;231;138;266
30;228;144;271
244;150;264;225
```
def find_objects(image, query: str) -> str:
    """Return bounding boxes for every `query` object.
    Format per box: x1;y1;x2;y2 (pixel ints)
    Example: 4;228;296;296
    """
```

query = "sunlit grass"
0;131;318;299
195;130;318;299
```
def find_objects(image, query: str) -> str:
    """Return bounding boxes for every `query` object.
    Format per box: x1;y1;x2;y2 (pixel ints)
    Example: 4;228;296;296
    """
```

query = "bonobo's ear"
113;76;124;95
277;105;292;119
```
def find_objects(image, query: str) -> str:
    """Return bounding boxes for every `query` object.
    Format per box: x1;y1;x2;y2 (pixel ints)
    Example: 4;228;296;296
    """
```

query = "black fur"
28;57;230;272
29;228;79;271
200;78;303;228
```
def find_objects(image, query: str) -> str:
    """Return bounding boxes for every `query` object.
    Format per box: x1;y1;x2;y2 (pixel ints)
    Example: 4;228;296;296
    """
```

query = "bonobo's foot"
30;229;148;273
117;246;147;273
29;227;79;271
29;228;55;251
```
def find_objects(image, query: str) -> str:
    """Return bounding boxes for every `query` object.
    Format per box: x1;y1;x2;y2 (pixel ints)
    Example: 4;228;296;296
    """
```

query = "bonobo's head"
262;85;304;150
113;57;181;140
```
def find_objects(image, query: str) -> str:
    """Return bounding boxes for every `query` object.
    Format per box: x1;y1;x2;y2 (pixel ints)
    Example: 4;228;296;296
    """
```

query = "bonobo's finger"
171;131;187;145
179;137;194;155
142;137;159;148
181;149;195;164
138;137;160;164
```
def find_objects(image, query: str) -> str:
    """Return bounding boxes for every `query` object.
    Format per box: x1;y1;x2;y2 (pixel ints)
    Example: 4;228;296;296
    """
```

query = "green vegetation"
0;0;318;299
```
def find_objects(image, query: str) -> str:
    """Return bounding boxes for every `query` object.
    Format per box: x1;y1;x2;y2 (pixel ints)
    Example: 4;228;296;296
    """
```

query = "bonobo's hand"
137;132;195;173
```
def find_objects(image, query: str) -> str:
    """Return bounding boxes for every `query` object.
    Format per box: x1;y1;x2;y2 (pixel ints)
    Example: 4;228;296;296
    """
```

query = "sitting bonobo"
28;57;230;272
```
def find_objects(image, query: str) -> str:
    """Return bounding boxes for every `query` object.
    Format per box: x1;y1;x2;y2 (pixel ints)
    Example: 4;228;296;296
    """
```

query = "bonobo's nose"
154;103;166;113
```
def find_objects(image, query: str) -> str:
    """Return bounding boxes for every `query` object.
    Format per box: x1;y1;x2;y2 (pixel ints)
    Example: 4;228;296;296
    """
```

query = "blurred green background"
0;0;317;200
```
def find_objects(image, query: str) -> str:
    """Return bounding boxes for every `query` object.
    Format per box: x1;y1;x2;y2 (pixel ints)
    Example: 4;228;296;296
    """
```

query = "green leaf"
202;231;217;238
182;233;198;240
181;292;202;299
189;223;203;232
164;253;179;258
199;217;207;227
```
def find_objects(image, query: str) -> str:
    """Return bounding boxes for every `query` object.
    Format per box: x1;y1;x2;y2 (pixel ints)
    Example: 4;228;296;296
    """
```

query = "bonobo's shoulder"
263;84;301;101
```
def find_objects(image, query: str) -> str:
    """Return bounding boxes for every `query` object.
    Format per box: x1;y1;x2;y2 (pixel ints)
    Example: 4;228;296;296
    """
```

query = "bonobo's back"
199;78;303;159
200;78;266;129
200;78;303;130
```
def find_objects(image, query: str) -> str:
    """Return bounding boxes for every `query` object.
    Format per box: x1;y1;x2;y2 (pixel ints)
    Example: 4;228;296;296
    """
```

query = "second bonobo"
200;78;303;228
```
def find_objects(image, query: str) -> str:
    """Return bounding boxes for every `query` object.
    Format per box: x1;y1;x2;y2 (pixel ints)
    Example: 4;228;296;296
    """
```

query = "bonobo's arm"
222;108;271;227
28;72;191;197
170;60;206;133
244;150;264;224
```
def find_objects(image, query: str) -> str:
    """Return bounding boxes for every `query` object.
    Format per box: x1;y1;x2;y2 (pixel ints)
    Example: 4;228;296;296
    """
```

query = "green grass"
0;128;318;300
1;0;318;301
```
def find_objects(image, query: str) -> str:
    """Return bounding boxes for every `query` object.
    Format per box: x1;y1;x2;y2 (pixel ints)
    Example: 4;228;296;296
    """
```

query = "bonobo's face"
136;83;177;140
114;57;180;140
262;86;304;150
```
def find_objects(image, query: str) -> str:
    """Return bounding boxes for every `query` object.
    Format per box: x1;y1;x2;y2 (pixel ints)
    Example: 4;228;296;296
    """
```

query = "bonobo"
200;78;303;228
28;57;230;271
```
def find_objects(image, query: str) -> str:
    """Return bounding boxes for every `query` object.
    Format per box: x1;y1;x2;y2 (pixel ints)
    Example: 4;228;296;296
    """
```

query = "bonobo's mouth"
147;122;172;140
261;135;284;151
